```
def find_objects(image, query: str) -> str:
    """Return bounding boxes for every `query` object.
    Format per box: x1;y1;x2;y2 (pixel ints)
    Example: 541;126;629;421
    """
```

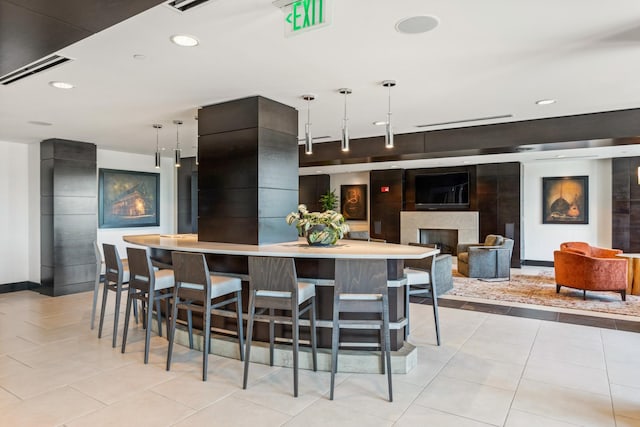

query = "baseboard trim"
521;260;554;267
0;281;40;294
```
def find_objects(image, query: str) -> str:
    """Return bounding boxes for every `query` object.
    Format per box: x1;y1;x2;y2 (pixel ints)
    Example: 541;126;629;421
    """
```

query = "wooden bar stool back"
167;251;244;381
121;247;174;363
243;256;317;398
331;258;392;402
98;243;135;347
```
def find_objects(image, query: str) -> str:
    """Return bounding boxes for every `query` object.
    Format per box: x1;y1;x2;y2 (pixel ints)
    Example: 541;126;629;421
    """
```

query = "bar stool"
330;258;392;402
91;242;131;330
121;247;174;363
243;256;317;398
403;247;441;345
98;243;136;347
167;251;244;381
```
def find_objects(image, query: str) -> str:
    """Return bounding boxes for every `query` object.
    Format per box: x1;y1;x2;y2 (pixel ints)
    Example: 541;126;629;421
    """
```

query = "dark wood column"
197;96;299;245
40;139;97;296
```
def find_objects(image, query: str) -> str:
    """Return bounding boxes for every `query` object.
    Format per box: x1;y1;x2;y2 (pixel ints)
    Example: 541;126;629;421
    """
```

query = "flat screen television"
415;172;470;208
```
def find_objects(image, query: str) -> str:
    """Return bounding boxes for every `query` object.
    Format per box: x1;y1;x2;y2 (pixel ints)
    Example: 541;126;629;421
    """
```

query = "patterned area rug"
450;271;640;317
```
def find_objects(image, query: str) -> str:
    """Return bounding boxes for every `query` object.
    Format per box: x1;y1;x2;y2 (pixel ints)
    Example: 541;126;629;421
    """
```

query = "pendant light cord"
387;84;392;124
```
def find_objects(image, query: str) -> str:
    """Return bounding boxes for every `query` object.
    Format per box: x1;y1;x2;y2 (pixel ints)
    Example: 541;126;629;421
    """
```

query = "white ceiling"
3;0;640;172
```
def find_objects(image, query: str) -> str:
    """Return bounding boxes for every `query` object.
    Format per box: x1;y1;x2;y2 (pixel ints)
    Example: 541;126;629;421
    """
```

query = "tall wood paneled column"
197;96;299;245
40;139;97;296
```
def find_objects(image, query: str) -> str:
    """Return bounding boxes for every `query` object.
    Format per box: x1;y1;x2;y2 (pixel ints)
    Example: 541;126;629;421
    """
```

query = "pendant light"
338;88;352;152
173;119;183;167
153;123;162;168
382;80;396;149
302;94;315;155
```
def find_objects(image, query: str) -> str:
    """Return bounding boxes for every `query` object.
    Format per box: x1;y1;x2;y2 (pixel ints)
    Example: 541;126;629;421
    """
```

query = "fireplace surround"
400;211;479;253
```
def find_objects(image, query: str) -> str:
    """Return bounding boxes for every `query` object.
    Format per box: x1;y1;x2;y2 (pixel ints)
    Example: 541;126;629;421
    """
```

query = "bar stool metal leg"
243;292;256;390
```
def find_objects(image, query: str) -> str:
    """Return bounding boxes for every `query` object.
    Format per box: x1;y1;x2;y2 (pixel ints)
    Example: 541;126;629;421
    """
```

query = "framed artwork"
341;184;367;220
99;169;160;228
542;176;588;224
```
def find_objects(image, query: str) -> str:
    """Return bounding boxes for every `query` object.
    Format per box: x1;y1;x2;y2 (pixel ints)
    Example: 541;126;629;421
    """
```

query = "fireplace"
400;211;479;253
420;229;458;255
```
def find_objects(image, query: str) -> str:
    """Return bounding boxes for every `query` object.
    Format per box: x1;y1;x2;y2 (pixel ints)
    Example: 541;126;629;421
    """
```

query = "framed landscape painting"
542;175;588;224
99;169;160;228
341;184;367;220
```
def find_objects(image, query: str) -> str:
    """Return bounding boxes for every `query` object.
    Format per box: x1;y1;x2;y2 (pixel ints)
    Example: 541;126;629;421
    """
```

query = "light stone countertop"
123;234;438;260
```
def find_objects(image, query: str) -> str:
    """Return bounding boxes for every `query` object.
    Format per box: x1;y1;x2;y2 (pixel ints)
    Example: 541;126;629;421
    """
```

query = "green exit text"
286;0;325;32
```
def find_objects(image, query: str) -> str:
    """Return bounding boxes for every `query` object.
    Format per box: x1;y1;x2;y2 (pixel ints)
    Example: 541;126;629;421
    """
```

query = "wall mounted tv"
415;172;470;209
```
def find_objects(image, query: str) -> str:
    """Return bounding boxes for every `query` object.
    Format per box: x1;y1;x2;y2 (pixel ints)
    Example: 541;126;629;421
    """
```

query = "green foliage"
319;189;338;212
286;204;350;244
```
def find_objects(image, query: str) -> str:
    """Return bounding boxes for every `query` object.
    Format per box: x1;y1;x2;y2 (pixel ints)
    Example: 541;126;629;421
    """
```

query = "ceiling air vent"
166;0;215;12
0;55;72;86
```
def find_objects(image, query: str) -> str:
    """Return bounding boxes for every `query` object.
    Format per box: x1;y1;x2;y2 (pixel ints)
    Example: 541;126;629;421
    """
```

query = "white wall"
0;141;30;285
522;159;612;262
330;171;370;232
97;149;176;260
0;143;177;285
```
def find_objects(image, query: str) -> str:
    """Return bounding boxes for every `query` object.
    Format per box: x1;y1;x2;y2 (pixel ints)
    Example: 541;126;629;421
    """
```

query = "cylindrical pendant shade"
341;125;349;151
385;122;394;148
305;123;313;155
155;151;161;168
174;148;181;167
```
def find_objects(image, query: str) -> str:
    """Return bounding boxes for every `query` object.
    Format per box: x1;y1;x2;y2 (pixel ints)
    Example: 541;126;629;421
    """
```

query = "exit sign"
279;0;330;36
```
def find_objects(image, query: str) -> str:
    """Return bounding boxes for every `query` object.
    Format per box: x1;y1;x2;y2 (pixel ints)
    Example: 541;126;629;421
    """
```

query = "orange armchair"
553;242;628;301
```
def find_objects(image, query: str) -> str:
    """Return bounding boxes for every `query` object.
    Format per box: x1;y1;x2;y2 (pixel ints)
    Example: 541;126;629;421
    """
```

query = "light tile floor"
1;289;639;427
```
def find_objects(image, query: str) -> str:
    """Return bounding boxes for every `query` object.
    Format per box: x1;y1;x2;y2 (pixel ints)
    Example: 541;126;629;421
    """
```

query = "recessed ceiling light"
555;154;566;158
396;16;439;34
49;81;74;89
28;120;53;126
536;99;556;105
316;170;323;173
390;165;399;168
170;34;199;47
373;121;387;126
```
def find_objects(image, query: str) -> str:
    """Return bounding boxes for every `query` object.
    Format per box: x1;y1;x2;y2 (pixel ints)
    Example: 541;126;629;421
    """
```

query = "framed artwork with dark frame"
542;175;588;224
99;168;160;228
340;184;367;220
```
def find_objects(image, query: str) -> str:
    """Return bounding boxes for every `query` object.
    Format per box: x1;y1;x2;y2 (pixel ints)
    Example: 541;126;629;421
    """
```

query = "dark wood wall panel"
477;162;521;267
198;96;298;245
299;175;330;212
40;139;97;296
374;163;522;266
300;108;640;168
370;169;404;243
612;157;640;252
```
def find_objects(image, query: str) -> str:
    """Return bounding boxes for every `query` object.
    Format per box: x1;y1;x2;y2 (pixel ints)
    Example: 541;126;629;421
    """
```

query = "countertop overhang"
123;234;438;259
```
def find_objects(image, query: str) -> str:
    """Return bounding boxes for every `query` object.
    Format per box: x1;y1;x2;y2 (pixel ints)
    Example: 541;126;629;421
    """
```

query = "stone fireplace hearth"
400;211;479;253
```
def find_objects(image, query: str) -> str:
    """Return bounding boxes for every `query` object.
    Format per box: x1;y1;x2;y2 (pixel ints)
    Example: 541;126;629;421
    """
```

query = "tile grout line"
393;308;484;424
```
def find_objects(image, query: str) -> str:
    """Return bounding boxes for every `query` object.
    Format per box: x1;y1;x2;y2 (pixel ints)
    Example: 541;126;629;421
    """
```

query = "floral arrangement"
286;204;350;245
